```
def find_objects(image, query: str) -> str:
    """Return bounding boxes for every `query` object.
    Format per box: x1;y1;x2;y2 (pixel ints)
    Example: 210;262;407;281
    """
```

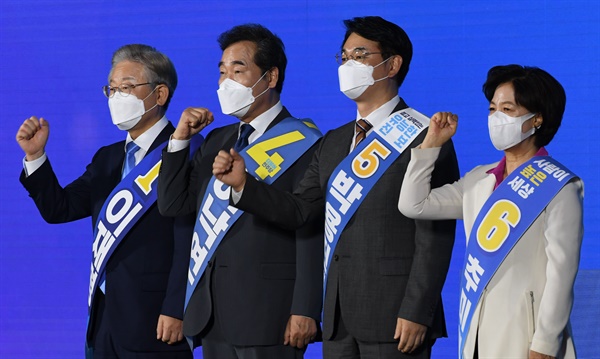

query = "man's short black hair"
342;16;413;88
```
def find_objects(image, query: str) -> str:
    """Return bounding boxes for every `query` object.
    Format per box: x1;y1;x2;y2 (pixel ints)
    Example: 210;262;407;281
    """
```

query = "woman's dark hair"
483;65;566;147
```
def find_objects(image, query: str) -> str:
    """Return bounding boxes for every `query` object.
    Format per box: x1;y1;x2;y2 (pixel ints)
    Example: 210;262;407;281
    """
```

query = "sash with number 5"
185;117;322;312
88;141;168;310
323;108;429;303
457;156;577;358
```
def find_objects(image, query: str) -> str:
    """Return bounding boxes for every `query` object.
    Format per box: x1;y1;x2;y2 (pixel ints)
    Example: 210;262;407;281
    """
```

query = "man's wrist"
234;183;245;192
172;133;189;141
25;150;44;162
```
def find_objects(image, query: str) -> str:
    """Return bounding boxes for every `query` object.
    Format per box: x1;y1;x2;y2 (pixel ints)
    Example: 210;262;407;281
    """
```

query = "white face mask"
488;111;536;150
108;87;158;131
338;58;390;100
217;72;269;118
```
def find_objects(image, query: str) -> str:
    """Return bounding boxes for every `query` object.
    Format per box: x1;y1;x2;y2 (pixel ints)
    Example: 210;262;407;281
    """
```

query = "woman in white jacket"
399;65;583;359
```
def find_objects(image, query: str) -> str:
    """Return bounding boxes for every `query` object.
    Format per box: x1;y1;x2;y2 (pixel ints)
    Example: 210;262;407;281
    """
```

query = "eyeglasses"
335;48;382;65
102;82;153;98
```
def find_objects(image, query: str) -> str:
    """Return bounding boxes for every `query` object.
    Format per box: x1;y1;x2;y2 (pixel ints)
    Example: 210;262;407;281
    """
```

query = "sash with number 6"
185;117;322;312
323;108;429;302
88;142;168;311
457;156;577;358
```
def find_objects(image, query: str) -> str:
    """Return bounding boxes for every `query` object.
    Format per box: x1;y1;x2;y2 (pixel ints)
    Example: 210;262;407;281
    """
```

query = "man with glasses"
16;44;193;358
214;16;459;358
157;24;322;359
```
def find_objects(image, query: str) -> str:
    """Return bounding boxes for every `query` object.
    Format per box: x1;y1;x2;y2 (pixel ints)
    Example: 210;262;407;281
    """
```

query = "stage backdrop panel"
1;1;598;358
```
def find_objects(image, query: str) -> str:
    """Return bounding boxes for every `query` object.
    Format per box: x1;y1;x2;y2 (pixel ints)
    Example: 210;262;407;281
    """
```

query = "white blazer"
399;147;583;358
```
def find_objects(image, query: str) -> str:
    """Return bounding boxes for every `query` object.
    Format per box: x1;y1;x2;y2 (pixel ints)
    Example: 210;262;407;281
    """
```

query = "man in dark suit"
156;24;322;359
214;16;459;358
16;44;193;358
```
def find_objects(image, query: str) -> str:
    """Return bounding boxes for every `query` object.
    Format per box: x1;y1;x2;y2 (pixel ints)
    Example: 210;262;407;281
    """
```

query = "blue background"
0;1;598;358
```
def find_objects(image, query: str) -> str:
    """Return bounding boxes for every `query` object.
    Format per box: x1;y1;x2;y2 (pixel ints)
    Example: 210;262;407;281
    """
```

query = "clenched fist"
173;107;214;140
16;116;50;161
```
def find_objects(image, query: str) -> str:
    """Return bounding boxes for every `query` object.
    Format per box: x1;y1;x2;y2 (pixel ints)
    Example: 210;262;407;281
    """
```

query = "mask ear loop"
373;57;393;83
141;85;160;115
251;71;269;89
251;71;271;99
141;85;159;101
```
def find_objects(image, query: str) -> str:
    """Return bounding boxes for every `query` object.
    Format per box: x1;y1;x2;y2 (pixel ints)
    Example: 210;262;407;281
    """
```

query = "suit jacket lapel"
147;122;175;154
472;174;497;216
265;107;292;132
319;122;355;180
392;97;409;113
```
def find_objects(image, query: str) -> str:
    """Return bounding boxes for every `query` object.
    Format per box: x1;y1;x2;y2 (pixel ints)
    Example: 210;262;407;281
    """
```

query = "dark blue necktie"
122;141;140;179
234;123;255;152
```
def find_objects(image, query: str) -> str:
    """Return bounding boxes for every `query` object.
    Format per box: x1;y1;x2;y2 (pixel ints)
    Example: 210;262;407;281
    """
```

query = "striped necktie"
353;118;373;151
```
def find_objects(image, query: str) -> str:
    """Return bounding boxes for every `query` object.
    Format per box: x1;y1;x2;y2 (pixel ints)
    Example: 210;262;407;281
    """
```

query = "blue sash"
323;108;429;303
87;142;169;310
458;156;577;358
184;118;322;313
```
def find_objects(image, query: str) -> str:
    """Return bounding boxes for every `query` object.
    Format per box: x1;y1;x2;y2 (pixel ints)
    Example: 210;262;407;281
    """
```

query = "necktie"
353;118;373;151
122;141;140;179
234;123;255;152
100;141;139;293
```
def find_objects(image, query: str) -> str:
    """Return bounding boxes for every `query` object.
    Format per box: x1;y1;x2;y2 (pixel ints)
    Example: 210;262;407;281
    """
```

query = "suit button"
208;261;213;268
333;255;339;261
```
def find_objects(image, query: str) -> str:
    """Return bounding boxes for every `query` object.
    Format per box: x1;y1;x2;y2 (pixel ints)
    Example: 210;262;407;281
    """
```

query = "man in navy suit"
157;24;323;359
16;44;193;358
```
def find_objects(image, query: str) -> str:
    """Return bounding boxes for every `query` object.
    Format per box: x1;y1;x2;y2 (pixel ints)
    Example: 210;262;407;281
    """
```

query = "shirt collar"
487;147;549;189
240;101;283;142
125;116;168;153
355;96;400;130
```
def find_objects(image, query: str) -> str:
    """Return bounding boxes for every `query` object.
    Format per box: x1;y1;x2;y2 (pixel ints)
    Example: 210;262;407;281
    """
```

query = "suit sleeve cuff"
231;187;243;204
529;337;561;357
168;137;190;153
23;153;47;177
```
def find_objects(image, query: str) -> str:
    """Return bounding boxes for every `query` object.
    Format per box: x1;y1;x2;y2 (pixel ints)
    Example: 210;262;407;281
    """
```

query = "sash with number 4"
457;156;577;358
323;108;429;302
185;117;322;312
88;142;167;310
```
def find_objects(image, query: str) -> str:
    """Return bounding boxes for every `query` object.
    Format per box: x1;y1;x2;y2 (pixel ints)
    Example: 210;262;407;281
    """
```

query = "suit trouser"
200;304;305;359
199;266;305;359
323;298;432;359
91;291;192;359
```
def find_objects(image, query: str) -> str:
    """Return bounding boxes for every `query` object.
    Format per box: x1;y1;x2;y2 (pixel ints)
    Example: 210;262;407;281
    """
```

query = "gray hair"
110;44;178;110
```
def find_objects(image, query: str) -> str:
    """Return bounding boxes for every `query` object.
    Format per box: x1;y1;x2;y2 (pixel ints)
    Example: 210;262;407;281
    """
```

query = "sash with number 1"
88;142;168;310
457;156;577;358
184;117;322;312
323;108;429;302
85;135;203;358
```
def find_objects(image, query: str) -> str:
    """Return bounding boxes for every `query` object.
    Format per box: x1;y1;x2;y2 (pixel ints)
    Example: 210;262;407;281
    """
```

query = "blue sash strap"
458;156;577;358
323;108;429;307
88;141;169;310
85;134;205;353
